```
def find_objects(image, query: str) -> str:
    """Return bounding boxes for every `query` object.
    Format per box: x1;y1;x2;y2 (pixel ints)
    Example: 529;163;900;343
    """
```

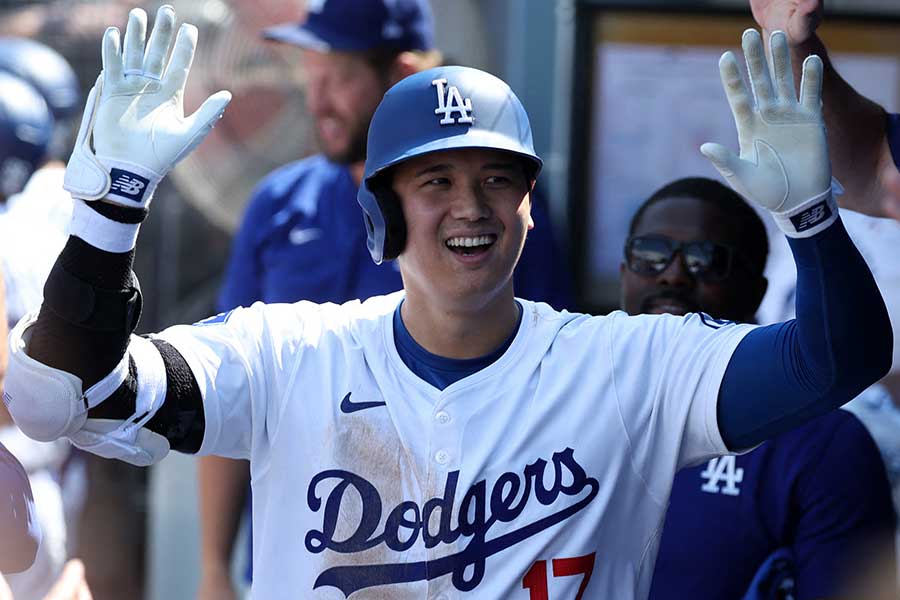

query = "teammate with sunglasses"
620;176;896;599
621;178;768;322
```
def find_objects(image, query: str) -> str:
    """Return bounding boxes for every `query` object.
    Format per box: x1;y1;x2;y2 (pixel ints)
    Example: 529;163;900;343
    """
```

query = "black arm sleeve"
28;235;206;453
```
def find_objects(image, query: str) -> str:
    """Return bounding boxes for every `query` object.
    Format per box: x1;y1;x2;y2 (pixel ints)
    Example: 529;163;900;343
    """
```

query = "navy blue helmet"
358;66;542;264
0;72;53;198
0;38;80;121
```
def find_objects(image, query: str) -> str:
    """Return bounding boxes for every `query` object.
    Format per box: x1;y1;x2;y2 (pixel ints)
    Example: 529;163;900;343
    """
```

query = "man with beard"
619;177;897;599
199;1;571;597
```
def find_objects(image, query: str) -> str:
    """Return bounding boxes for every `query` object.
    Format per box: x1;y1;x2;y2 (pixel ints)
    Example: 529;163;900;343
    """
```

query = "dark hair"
629;177;769;276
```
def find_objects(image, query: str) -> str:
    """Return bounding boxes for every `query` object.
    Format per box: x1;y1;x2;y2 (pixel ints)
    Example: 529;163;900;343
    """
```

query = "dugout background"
567;1;900;313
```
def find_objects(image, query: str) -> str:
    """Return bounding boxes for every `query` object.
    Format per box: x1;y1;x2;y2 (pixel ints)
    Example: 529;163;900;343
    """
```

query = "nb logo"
432;78;474;126
799;205;826;228
790;201;832;232
111;176;145;195
109;168;150;201
700;456;743;496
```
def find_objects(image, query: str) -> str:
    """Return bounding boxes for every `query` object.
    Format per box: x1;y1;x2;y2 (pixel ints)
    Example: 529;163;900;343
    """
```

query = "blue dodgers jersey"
218;154;573;312
649;409;896;600
218;155;399;310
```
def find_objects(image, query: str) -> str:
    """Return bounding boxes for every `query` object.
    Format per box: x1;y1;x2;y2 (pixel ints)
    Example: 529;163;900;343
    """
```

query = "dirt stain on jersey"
312;413;425;599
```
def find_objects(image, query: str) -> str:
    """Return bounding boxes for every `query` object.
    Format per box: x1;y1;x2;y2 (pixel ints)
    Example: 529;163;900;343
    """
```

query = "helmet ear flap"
368;174;407;261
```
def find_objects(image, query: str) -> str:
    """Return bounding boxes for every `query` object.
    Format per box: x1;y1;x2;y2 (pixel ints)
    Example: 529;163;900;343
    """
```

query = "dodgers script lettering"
305;447;599;596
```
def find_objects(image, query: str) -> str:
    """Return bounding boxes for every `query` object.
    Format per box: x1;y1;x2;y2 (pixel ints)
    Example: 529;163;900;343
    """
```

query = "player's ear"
389;52;420;84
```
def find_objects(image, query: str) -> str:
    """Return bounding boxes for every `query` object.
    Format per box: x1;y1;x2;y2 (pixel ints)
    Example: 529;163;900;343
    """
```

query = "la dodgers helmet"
358;66;542;264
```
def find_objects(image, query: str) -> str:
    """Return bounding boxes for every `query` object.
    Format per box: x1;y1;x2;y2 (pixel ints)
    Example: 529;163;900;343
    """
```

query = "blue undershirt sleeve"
718;218;892;450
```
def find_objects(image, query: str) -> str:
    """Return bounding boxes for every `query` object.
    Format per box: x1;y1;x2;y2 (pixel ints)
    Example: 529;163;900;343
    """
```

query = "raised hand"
749;0;824;45
701;29;836;237
64;5;231;209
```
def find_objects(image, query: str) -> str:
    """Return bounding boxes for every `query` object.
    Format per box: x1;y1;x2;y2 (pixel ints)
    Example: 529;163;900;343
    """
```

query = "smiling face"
389;147;534;311
302;49;390;164
620;195;767;322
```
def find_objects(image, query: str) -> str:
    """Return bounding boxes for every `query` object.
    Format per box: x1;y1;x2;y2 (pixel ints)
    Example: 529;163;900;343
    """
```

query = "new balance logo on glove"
789;201;832;233
109;169;150;202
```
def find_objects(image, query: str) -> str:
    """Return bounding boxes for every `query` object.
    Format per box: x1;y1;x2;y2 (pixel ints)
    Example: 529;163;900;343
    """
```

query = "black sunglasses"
624;235;738;282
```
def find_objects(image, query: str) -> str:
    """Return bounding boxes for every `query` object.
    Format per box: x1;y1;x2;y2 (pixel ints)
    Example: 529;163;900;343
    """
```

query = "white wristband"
771;187;839;238
70;200;141;253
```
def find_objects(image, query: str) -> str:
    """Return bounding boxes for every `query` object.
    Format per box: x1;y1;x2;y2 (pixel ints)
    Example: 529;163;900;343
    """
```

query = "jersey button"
434;450;450;465
435;411;450;424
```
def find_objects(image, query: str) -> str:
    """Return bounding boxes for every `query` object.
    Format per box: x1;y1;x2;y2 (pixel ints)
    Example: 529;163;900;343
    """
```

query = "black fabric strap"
84;339;205;453
42;260;142;333
146;338;205;453
86;200;149;224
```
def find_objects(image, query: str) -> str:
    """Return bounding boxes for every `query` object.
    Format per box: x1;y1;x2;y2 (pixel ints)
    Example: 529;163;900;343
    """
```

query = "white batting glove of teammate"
64;5;231;212
701;29;837;237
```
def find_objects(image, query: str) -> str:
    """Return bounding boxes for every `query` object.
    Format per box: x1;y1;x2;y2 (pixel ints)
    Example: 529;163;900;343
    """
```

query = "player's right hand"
63;5;231;209
749;0;824;46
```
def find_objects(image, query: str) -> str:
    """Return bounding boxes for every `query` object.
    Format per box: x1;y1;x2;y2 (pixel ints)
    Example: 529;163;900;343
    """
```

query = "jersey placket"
424;393;465;599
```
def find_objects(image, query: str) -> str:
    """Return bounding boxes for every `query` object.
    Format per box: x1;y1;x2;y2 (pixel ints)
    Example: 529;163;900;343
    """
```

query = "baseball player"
618;177;896;599
3;7;894;599
201;2;572;595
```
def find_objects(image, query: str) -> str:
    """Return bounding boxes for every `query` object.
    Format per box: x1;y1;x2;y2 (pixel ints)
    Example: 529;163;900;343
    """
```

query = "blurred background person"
619;177;897;600
0;40;88;600
197;1;573;598
0;270;40;579
750;2;900;568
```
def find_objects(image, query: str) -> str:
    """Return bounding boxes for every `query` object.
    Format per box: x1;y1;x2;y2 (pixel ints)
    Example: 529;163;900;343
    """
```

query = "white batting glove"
64;5;230;244
701;29;837;238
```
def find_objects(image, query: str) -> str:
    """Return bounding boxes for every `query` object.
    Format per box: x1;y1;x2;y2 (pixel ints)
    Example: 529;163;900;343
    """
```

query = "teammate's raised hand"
701;29;836;237
63;5;231;208
750;0;824;45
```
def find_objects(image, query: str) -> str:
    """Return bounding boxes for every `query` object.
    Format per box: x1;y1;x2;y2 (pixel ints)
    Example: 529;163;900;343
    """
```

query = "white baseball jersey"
157;292;754;599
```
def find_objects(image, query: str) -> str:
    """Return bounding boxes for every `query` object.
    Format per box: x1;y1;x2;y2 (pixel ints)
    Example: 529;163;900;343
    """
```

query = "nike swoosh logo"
340;393;386;414
289;227;323;245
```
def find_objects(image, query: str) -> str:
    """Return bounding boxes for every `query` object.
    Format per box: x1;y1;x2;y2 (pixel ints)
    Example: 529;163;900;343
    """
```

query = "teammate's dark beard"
324;123;368;165
319;107;374;165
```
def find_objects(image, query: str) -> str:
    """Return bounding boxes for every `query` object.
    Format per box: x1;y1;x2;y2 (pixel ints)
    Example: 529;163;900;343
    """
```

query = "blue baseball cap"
263;0;434;52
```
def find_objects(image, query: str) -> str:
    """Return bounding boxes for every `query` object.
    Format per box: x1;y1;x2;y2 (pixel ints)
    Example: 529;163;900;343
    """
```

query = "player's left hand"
701;29;836;237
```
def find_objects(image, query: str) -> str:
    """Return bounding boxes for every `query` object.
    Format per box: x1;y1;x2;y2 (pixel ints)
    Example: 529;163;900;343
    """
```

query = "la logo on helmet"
432;78;474;126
